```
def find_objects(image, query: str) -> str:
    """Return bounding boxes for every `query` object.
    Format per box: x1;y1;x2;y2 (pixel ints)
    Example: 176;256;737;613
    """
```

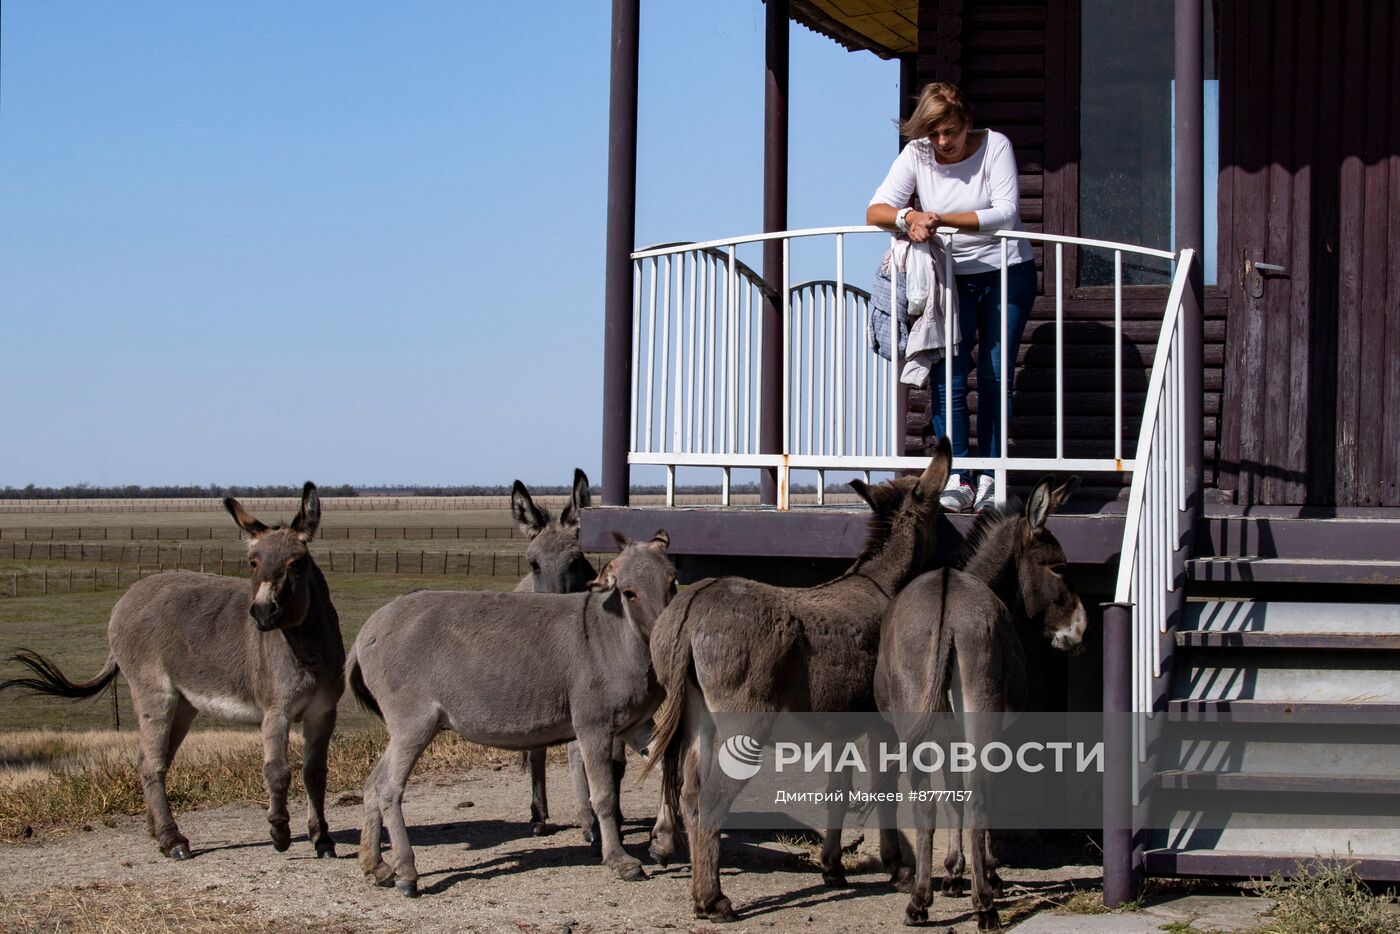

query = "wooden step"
1167;700;1400;723
1189;557;1400;586
1143;848;1400;881
1184;600;1400;634
1157;770;1400;795
1176;631;1400;650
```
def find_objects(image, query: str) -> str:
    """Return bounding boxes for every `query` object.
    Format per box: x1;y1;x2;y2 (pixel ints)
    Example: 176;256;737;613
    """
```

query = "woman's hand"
907;210;939;242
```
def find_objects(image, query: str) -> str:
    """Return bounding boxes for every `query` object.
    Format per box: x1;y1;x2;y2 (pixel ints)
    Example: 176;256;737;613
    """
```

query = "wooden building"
582;0;1400;901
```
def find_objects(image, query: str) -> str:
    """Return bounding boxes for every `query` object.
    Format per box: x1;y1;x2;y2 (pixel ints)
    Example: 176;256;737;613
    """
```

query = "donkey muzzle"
251;600;282;630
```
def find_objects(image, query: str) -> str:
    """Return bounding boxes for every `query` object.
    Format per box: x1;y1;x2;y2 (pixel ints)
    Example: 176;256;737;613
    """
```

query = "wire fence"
0;525;527;543
0;549;613;599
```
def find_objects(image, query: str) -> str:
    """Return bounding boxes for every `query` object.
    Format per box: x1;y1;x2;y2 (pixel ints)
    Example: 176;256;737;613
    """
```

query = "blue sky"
0;2;899;487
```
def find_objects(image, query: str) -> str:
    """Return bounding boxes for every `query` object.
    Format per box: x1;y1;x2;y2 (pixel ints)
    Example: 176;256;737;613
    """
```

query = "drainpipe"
1175;0;1204;534
601;0;640;507
759;0;788;506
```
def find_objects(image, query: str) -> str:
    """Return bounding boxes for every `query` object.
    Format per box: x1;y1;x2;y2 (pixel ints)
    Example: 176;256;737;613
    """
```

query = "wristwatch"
895;207;913;234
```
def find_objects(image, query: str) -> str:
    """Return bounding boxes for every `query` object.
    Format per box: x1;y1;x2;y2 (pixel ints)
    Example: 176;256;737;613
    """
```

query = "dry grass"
1253;855;1400;934
0;728;567;843
0;880;367;934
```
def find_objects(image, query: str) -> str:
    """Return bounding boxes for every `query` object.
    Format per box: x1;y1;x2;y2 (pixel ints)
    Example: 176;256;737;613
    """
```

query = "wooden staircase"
1138;516;1400;881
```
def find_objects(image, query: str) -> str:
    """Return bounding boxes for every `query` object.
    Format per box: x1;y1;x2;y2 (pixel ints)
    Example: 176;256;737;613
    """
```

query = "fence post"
43;570;48;595
395;551;400;573
112;677;120;731
491;552;497;576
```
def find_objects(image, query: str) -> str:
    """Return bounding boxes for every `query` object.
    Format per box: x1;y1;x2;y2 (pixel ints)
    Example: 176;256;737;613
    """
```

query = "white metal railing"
1110;249;1196;790
629;226;1183;508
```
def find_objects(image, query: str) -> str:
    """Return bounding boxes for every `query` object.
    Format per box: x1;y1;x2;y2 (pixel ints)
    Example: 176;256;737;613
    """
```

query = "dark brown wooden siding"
909;0;1226;496
1217;0;1399;506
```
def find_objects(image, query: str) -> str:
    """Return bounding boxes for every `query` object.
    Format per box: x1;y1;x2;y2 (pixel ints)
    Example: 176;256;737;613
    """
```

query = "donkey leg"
677;738;739;921
358;754;395;886
132;686;191;859
576;731;644;881
904;771;937;926
612;736;627;826
259;711;294;852
380;719;437;897
302;707;337;858
818;770;852;887
688;733;751;922
868;730;913;891
567;741;599;848
941;783;967;897
528;747;550;836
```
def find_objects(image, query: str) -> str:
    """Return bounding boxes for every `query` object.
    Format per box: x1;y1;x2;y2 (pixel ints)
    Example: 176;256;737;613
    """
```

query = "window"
1080;1;1218;286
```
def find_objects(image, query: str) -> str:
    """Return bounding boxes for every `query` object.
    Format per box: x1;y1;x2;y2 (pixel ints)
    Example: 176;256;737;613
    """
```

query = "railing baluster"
721;247;733;455
944;234;955;459
645;256;658;452
781;238;790;459
1055;242;1064;460
631;261;641;450
672;255;685;454
660;255;672;451
998;237;1009;501
686;252;698;453
1115;249;1123;463
836;234;846;456
702;255;713;453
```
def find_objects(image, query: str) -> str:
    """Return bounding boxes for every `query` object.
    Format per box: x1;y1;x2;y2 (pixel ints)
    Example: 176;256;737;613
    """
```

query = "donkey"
875;477;1085;930
646;439;953;923
347;531;677;896
509;470;618;839
0;484;344;861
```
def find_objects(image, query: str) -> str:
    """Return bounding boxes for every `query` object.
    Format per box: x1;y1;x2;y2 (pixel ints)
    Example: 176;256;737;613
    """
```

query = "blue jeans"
930;260;1037;462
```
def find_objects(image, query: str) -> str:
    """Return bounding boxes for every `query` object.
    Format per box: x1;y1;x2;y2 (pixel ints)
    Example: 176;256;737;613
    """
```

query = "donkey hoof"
365;863;396;887
891;866;915;893
270;824;292;852
531;820;549;837
395;880;420;898
166;843;192;861
976;908;1001;931
315;840;337;859
903;902;928;926
941;876;963;898
648;843;672;867
612;859;647;882
705;897;738;923
822;869;848;888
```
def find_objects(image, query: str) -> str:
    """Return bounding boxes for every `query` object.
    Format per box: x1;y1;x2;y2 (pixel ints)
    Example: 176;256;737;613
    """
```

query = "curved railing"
629;226;1183;508
1111;249;1196;780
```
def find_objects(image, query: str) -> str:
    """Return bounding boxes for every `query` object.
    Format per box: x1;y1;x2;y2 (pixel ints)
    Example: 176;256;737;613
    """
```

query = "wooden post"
112;677;120;731
760;0;789;505
602;0;641;506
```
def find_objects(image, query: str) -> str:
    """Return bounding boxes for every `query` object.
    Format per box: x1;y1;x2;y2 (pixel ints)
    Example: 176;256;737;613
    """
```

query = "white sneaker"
973;475;997;513
939;473;975;512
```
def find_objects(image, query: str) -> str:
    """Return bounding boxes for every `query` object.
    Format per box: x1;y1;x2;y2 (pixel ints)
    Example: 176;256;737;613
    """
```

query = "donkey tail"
0;649;119;701
345;647;383;721
911;567;956;742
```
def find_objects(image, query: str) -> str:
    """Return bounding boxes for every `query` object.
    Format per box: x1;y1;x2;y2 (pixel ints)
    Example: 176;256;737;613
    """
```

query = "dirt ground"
0;761;1102;933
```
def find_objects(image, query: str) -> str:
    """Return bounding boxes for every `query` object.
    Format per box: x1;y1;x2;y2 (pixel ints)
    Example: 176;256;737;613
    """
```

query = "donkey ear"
561;468;591;529
1026;476;1057;532
849;479;876;511
649;529;670;551
916;436;953;505
290;482;321;541
511;480;550;539
611;530;631;551
588;567;617;592
224;497;268;537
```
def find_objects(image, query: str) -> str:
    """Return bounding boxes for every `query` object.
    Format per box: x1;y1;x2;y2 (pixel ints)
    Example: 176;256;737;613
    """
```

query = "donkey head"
591;530;677;640
848;435;953;575
1016;477;1085;652
512;469;594;594
224;482;321;632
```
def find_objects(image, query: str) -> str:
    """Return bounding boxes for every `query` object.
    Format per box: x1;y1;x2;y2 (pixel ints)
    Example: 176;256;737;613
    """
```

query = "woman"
867;82;1036;513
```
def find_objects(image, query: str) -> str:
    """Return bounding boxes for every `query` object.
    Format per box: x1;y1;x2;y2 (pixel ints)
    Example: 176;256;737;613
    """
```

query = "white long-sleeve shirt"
869;130;1034;274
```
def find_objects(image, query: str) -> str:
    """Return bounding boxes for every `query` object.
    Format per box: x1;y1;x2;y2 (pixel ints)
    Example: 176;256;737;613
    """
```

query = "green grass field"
0;500;557;732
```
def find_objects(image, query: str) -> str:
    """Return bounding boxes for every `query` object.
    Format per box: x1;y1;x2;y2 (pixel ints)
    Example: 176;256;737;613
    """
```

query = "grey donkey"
0;484;345;861
347;531;678;896
646;439;954;923
876;476;1086;930
510;470;627;844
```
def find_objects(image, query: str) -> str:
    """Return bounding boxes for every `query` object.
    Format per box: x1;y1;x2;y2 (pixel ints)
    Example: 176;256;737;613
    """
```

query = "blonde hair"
899;82;973;140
